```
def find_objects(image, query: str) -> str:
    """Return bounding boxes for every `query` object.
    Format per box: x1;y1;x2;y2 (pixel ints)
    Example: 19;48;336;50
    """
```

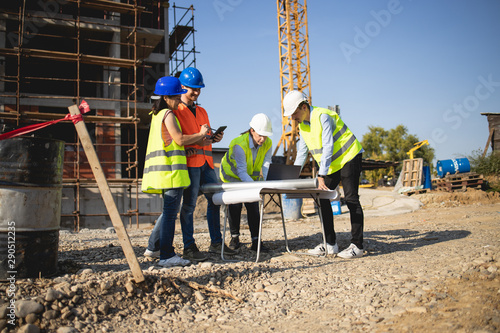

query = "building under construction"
0;0;197;230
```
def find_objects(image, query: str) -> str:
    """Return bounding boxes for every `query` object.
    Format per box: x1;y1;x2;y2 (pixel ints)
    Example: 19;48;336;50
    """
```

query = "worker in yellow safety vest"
219;113;273;252
142;76;209;267
283;90;365;259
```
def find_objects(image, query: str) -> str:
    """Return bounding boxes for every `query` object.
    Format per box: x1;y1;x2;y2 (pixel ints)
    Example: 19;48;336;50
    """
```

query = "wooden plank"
482;128;494;158
68;105;145;283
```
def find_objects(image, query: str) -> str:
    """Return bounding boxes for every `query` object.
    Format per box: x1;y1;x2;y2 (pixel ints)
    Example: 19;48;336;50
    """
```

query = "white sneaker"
144;249;160;258
337;243;364;259
158;255;190;267
308;242;339;255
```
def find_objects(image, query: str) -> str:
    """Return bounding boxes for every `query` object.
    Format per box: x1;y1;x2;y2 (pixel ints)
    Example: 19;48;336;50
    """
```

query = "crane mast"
274;0;312;165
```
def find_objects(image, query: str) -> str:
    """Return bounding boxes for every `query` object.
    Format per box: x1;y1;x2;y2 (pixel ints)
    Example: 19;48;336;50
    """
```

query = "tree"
361;126;388;158
361;125;435;184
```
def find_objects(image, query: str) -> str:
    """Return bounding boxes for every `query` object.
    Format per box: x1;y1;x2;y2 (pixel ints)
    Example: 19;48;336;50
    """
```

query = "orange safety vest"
173;103;214;168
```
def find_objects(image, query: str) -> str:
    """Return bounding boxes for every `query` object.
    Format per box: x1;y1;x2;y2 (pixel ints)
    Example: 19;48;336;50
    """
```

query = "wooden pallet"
434;172;484;192
401;158;423;188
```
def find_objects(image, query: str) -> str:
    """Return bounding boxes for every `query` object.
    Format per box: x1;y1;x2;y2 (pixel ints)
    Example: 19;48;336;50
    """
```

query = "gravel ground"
1;190;499;333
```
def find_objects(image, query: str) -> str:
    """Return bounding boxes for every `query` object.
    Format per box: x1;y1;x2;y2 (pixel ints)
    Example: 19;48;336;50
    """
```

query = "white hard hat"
283;90;308;116
249;113;273;137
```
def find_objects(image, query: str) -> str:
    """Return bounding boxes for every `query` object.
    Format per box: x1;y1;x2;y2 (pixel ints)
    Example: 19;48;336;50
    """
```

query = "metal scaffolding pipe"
200;178;317;194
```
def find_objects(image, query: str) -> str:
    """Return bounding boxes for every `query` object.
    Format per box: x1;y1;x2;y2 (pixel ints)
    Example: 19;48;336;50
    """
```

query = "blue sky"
169;0;500;164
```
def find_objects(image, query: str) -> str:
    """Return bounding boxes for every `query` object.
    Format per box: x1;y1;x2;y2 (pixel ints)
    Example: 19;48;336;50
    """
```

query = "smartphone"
210;126;226;139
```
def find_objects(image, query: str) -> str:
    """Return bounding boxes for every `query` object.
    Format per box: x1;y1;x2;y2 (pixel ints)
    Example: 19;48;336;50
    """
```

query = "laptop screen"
266;164;302;181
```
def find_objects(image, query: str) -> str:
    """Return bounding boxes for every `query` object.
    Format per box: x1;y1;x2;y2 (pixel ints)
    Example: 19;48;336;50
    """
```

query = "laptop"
266;163;302;181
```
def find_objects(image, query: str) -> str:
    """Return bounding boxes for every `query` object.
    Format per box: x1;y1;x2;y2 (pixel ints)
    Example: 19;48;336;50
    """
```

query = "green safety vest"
299;106;362;174
219;132;272;183
141;109;190;193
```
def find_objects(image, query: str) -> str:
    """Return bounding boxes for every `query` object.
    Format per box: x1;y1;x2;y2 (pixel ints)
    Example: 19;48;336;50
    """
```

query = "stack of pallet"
434;172;484;192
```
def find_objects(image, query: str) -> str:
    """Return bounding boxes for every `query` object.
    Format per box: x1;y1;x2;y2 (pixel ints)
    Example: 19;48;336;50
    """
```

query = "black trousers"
228;202;260;240
320;153;364;249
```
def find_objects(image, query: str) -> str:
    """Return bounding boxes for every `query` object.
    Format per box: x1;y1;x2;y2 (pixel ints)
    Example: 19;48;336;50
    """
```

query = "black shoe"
251;240;269;252
228;236;241;251
183;243;208;262
209;242;237;255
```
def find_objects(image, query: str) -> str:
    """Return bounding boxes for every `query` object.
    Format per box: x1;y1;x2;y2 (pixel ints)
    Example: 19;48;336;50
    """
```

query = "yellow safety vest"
141;109;190;193
219;132;272;182
299;106;362;174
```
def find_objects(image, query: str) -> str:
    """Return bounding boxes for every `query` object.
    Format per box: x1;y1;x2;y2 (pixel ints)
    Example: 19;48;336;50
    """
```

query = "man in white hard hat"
219;113;273;252
283;90;365;259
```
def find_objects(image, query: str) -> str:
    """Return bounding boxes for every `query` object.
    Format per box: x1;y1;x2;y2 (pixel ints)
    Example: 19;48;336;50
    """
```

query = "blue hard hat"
179;67;205;88
153;76;187;96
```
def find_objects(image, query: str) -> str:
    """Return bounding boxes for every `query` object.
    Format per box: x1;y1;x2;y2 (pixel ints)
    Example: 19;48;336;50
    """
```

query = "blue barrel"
0;136;65;280
422;166;432;189
282;195;303;220
436;158;471;178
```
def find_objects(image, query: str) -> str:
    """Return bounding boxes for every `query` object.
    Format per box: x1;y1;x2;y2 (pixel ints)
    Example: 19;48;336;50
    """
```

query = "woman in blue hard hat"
219;113;273;252
142;76;210;267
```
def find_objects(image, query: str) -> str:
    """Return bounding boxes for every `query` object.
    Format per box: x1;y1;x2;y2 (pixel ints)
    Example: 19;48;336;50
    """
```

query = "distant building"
481;113;500;153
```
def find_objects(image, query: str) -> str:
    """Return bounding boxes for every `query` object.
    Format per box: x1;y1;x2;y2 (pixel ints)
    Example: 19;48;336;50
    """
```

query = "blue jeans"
159;188;183;260
147;213;161;252
147;162;222;251
180;162;222;248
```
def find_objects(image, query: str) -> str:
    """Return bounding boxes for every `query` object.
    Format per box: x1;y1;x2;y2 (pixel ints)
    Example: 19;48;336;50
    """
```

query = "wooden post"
482;128;494;159
68;105;145;283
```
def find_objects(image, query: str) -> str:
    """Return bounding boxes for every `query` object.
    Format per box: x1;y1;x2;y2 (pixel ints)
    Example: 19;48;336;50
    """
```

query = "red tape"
0;100;91;141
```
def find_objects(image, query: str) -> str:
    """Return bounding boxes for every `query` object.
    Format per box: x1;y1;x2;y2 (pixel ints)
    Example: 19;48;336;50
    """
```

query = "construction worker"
282;90;365;259
219;113;273;252
142;76;209;267
174;67;236;261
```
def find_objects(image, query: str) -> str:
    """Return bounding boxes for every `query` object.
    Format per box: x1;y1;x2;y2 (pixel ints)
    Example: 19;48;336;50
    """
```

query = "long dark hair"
151;97;168;115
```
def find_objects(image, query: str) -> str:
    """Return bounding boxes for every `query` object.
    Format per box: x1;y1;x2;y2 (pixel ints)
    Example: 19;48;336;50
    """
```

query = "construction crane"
407;140;429;159
274;0;312;165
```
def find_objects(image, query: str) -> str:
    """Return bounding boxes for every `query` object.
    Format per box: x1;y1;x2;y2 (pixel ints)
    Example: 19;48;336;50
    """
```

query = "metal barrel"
0;136;65;280
436;158;471;178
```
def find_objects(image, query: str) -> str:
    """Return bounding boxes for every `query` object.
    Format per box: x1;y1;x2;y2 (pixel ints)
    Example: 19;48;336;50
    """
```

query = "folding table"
220;188;337;262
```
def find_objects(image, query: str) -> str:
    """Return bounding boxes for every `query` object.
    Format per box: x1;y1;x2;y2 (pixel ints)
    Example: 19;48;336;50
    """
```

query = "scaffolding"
0;0;183;231
168;3;197;77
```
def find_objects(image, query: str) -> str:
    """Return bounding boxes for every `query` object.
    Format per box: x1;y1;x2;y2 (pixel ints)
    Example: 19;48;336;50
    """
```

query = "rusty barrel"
0;136;64;279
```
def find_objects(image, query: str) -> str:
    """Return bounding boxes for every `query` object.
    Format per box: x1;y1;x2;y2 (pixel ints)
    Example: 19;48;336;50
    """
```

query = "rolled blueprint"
200;178;318;194
212;188;263;205
212;188;338;205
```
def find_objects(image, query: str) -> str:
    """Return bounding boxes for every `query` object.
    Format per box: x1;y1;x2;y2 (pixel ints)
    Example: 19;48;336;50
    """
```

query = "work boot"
251;240;269;253
209;242;236;255
228;236;241;251
183;243;208;262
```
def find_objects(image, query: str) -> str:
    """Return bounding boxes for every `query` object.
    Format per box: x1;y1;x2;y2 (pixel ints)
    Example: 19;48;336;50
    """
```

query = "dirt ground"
162;188;500;332
2;187;499;333
370;189;500;333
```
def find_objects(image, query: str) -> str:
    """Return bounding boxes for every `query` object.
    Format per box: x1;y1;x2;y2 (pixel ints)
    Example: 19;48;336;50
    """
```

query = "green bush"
467;150;500;176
